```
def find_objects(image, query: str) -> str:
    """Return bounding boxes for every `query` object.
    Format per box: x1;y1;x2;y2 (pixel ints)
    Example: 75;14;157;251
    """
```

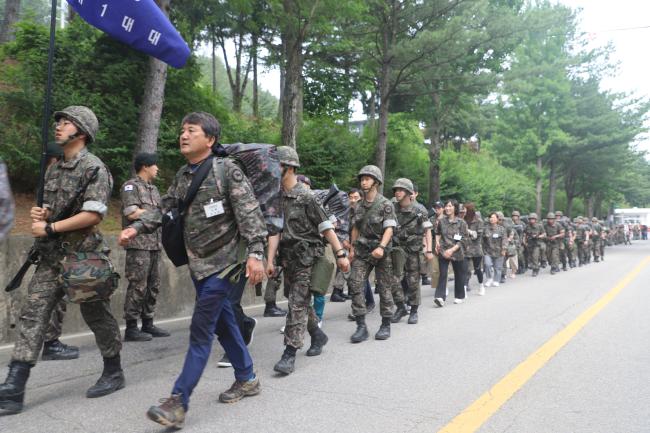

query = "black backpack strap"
178;156;214;216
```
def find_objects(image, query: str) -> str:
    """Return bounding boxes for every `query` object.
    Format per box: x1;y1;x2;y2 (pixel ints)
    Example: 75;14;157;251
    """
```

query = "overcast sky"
561;0;650;152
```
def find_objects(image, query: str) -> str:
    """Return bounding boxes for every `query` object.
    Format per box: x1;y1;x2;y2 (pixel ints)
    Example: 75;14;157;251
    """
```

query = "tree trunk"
0;0;21;44
211;33;217;95
535;156;543;216
281;30;303;148
428;107;442;206
564;165;576;217
547;159;557;212
585;195;594;218
252;34;259;118
374;61;391;193
134;0;170;163
594;194;603;219
367;89;376;127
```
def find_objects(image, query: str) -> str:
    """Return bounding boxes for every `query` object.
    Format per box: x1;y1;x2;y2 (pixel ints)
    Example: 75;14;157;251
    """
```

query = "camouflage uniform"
390;201;431;307
264;267;284;302
349;195;397;318
591;218;602;262
524;218;545;273
464;216;484;286
0;160;14;241
120;175;162;321
279;182;334;349
12;148;121;364
544;218;564;272
435;216;469;301
413;200;430;277
482;223;507;283
134;155;267;410
574;218;590;266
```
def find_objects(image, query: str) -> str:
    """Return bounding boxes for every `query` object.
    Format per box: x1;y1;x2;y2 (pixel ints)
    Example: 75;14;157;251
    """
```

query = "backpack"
219;143;284;235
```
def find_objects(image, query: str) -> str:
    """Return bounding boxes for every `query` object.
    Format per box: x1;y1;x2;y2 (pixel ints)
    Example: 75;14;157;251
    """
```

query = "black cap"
434;200;444;209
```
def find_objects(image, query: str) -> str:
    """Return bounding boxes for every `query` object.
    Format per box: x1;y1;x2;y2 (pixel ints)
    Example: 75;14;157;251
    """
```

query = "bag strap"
178;156;215;215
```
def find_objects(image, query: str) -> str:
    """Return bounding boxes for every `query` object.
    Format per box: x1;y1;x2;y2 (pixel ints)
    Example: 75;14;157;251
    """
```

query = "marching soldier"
523;213;546;277
591;217;602;262
389;178;433;325
0;106;124;414
348;165;397;342
544;213;564;274
120;152;170;341
271;147;349;375
574;216;590;266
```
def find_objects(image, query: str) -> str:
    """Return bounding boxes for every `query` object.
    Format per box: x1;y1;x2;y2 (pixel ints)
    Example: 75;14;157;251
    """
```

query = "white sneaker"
485;279;493;287
478;284;485;296
317;320;323;329
493;282;500;287
454;298;465;304
279;325;285;334
434;298;445;307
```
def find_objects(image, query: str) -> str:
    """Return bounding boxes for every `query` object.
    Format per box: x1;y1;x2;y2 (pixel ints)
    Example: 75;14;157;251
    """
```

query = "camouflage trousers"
527;242;542;271
600;239;605;259
281;260;319;349
13;262;122;364
391;252;421;306
264;265;283;303
348;255;394;318
539;241;547;266
577;240;589;264
43;299;67;342
124;249;161;321
546;241;560;268
591;238;601;260
567;241;576;264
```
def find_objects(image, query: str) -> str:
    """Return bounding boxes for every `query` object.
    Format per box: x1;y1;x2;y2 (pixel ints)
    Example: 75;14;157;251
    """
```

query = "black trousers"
435;257;466;301
464;256;483;286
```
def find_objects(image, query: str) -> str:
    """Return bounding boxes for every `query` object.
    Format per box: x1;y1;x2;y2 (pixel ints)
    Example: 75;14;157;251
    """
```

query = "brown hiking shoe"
147;394;185;429
218;376;261;403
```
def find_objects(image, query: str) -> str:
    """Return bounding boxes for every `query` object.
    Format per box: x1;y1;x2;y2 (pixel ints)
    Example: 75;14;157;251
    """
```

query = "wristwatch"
248;252;264;261
336;249;348;259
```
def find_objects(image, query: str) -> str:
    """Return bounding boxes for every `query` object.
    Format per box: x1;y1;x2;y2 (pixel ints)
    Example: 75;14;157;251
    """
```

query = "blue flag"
66;0;191;68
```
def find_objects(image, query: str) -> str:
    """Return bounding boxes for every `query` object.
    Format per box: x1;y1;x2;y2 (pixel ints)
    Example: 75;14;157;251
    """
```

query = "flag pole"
37;0;58;207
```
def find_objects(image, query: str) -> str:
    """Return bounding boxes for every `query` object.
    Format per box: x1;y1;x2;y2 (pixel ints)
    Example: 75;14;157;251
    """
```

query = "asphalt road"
1;242;649;433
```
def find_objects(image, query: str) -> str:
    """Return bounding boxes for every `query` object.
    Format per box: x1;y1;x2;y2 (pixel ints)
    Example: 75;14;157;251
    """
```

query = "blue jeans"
364;280;375;306
172;273;254;410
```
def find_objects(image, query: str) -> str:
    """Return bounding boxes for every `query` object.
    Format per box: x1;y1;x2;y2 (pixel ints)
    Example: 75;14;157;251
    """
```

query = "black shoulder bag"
162;157;214;267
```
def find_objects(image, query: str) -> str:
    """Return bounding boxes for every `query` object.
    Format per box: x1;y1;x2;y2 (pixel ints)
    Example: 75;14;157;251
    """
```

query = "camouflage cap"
577;215;584;220
433;200;444;209
529;212;538;219
591;217;598;222
496;211;504;219
547;212;556;219
511;210;520;217
555;210;563;216
277;146;300;168
54;105;99;143
358;165;383;184
392;178;414;195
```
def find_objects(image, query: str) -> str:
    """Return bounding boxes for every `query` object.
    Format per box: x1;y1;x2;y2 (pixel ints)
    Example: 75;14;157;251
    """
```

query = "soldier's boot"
390;303;409;323
350;315;369;343
375;318;391;340
532;269;539;277
306;328;328;357
500;275;507;284
274;346;296;375
594;257;600;263
550;267;556;275
86;354;125;398
0;361;31;414
42;339;79;361
264;302;288;317
407;306;419;324
147;393;185;428
421;275;431;286
124;320;152;342
141;318;171;338
330;289;347;302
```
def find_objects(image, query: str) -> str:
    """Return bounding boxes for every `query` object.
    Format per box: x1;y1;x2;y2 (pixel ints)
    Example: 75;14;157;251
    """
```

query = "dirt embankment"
11;193;123;235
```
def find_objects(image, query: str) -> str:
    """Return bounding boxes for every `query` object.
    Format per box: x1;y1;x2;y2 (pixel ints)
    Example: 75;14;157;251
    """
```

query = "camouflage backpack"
58;252;120;303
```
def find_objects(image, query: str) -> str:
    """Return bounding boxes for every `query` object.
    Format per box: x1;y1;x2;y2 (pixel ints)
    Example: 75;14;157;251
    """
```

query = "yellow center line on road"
438;255;650;433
